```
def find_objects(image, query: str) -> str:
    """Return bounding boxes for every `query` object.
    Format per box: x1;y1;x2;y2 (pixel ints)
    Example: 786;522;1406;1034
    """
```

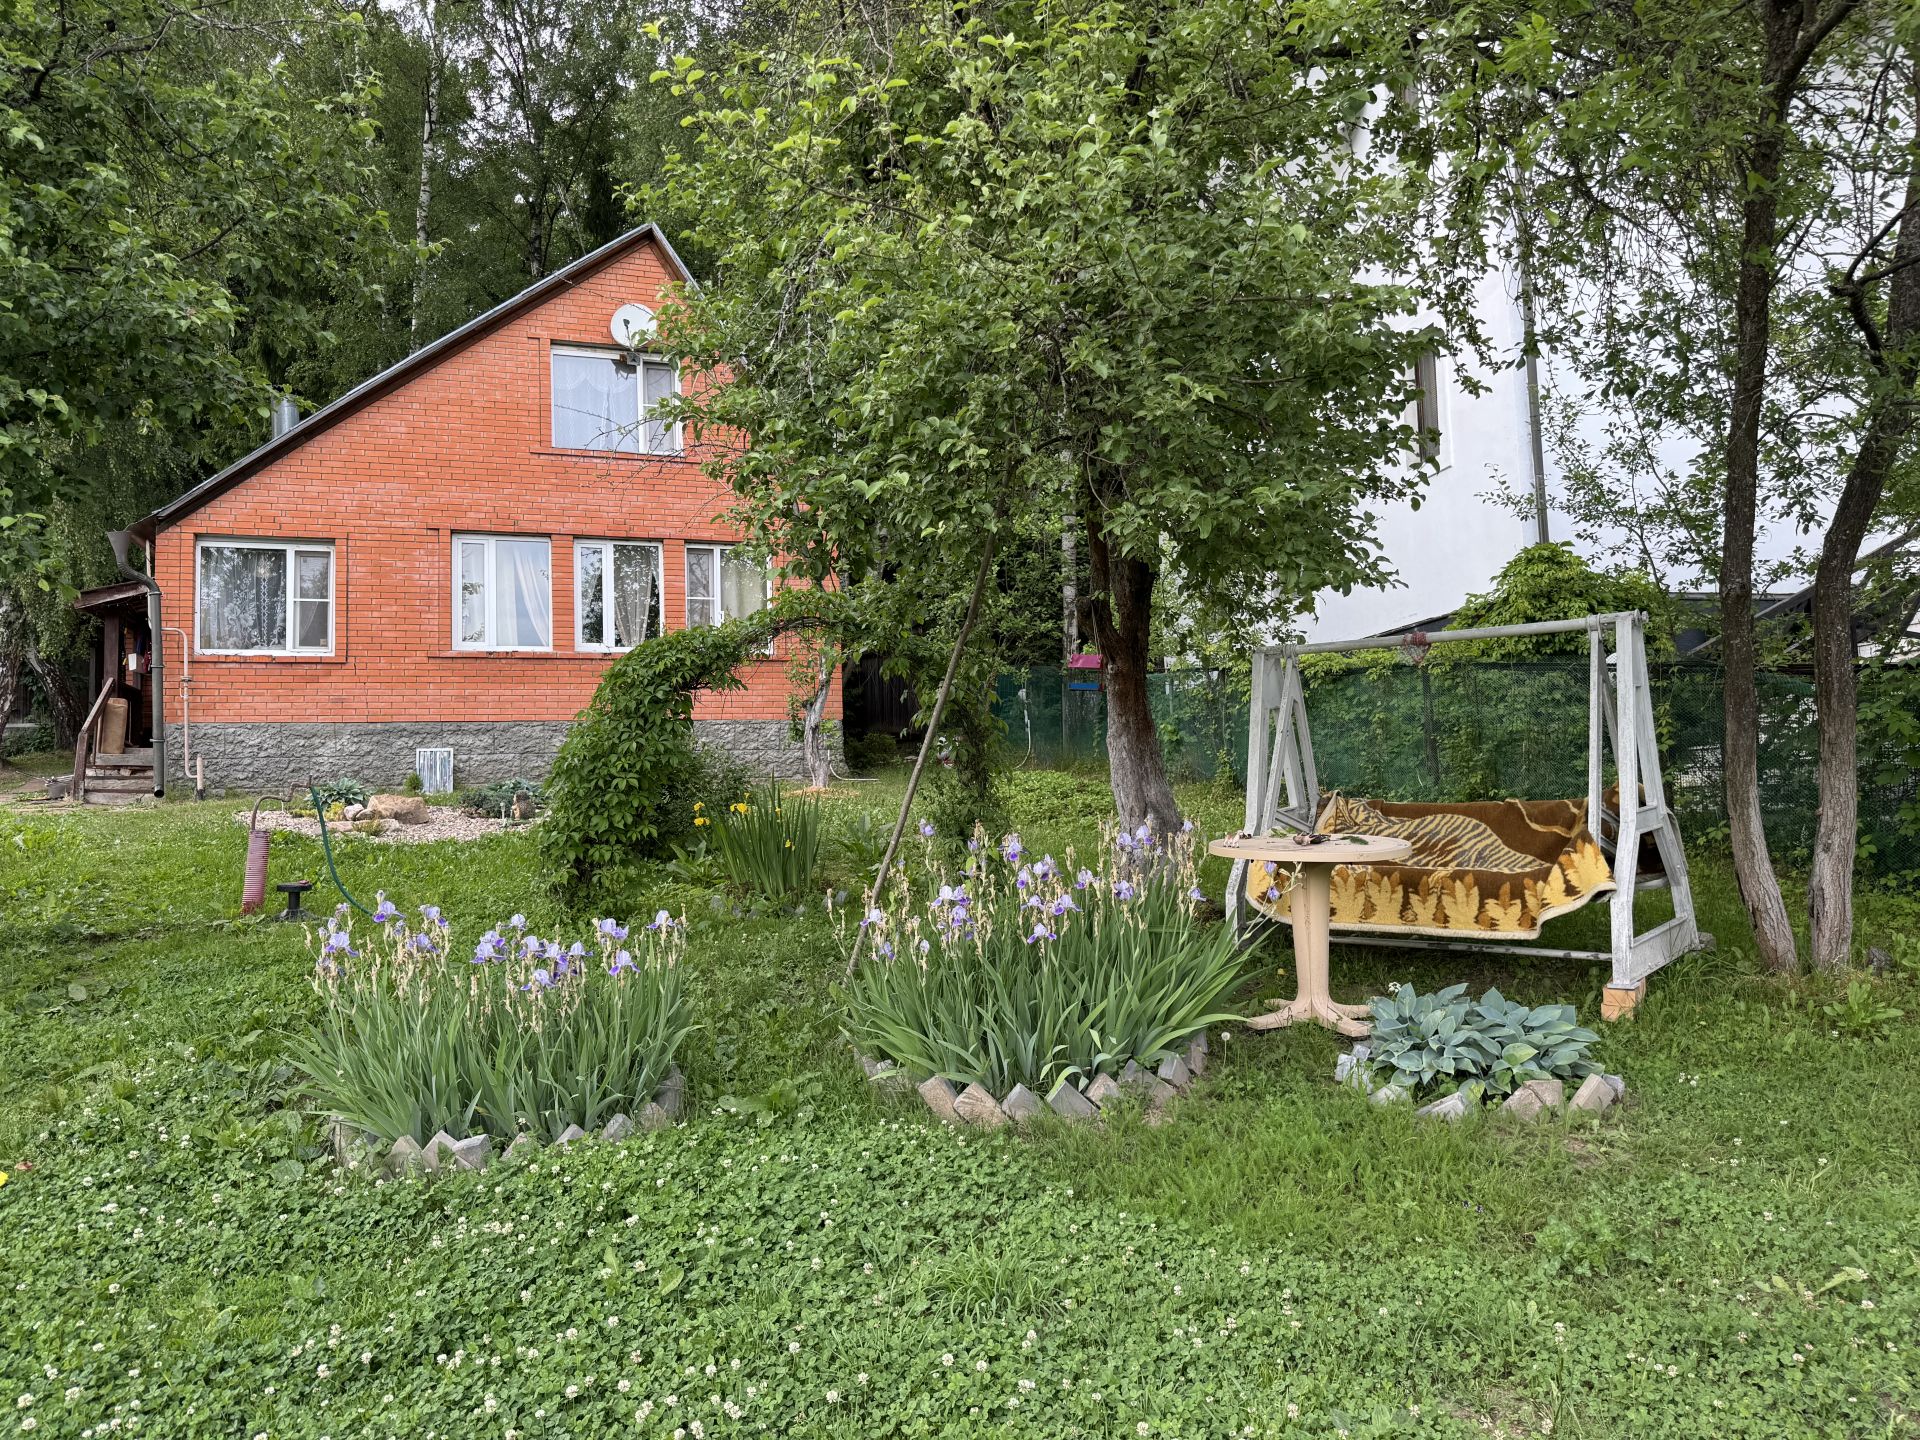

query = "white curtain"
499;539;551;647
720;552;767;621
613;544;658;646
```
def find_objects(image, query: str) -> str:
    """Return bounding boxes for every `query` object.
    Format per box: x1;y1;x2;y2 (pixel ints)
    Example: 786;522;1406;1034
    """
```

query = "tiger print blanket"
1245;795;1616;938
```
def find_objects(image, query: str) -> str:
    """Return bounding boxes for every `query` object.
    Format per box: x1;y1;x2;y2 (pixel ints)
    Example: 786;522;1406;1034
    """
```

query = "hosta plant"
1361;983;1600;1097
288;899;695;1145
841;823;1245;1096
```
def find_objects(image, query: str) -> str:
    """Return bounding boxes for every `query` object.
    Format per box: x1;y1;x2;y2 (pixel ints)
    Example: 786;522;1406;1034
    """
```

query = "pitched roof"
132;224;695;541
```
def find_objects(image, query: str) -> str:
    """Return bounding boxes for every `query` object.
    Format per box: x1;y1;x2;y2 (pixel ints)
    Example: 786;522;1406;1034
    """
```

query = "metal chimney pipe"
271;396;300;438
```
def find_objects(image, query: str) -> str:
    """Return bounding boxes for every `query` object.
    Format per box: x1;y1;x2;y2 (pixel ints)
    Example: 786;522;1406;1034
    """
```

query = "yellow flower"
0;1171;7;1189
732;802;749;815
694;816;709;827
784;840;793;849
693;802;703;812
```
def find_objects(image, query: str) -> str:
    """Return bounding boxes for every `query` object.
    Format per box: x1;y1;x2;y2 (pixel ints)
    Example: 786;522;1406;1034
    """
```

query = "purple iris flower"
1115;831;1135;853
1074;868;1094;890
1133;823;1154;849
1180;819;1196;834
522;967;555;992
1264;885;1281;902
1188;885;1207;902
1033;856;1057;881
949;903;970;928
1015;866;1032;891
876;939;895;961
608;949;635;976
860;908;886;930
967;837;980;853
371;894;399;924
1023;919;1055;945
918;819;935;839
322;929;355;957
647;909;674;932
1051;895;1079;917
596;918;629;941
509;913;527;930
472;930;502;963
410;932;437;953
1113;879;1137;901
419;905;443;926
1002;834;1024;864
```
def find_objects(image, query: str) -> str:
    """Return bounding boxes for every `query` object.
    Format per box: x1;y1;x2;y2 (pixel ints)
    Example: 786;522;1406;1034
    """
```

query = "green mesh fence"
993;661;1920;878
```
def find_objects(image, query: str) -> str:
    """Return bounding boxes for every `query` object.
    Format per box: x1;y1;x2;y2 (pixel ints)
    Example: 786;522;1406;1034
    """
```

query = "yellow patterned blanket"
1246;795;1616;938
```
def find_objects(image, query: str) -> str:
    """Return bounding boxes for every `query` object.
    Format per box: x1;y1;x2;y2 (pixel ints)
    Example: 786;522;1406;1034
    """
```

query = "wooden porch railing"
71;681;114;805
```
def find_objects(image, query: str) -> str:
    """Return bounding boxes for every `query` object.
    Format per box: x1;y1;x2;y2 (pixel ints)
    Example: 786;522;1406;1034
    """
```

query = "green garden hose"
310;784;376;918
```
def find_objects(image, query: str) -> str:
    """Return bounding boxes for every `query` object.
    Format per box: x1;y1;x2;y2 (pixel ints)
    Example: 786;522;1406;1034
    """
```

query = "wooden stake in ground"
846;540;996;976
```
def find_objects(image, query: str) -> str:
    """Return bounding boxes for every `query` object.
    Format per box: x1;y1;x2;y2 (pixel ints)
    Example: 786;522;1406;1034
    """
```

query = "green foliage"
456;776;546;818
401;770;425;796
841;731;901;773
287;905;692;1144
711;783;823;899
311;778;371;811
844;827;1242;1094
1443;544;1674;660
541;616;773;890
1361;984;1601;1098
1822;980;1903;1039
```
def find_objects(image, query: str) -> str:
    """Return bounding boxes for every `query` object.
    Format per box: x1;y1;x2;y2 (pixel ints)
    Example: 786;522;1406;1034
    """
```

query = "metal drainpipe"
107;530;165;798
162;625;192;781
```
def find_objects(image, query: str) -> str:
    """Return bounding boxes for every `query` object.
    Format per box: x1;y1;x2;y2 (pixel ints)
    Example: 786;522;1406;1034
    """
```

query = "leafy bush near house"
843;825;1243;1095
456;776;546;818
291;777;369;815
842;730;901;772
711;782;822;897
542;617;775;890
1360;983;1601;1097
286;900;693;1143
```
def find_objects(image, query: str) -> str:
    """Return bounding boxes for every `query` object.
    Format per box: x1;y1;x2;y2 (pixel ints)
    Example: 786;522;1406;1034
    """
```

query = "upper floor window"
685;544;769;629
576;539;663;650
454;534;551;650
551;345;679;454
197;539;333;654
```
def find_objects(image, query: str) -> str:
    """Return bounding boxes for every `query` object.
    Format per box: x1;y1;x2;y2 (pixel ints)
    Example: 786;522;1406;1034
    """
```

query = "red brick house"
72;226;834;798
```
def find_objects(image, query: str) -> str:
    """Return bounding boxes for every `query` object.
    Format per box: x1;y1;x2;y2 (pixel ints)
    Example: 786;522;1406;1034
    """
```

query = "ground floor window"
196;539;334;654
575;539;663;650
684;543;769;628
454;534;551;650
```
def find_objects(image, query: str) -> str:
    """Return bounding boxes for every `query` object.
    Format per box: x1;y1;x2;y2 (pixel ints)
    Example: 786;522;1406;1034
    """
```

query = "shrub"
710;782;822;897
842;824;1244;1095
542;618;773;889
293;777;368;815
286;899;694;1143
842;731;901;772
1360;983;1600;1097
457;776;546;818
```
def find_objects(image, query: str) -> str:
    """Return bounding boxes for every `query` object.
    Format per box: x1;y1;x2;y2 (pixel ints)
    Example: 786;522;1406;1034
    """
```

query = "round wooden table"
1211;833;1414;1037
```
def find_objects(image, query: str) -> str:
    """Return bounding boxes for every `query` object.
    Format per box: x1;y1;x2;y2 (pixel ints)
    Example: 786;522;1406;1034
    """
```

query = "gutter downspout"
107;530;165;798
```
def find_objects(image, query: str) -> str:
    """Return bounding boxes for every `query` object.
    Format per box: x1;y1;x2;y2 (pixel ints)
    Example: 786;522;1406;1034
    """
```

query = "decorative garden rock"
556;1123;589;1146
386;1135;426;1176
1000;1084;1044;1124
450;1135;491;1171
1119;1059;1149;1089
953;1083;1008;1129
656;1067;686;1120
636;1102;672;1132
504;1134;540;1164
917;1076;961;1125
1085;1073;1124;1109
1501;1078;1565;1120
423;1129;460;1171
1603;1074;1627;1101
1185;1032;1208;1078
329;1118;374;1170
1569;1074;1617;1114
1047;1082;1099;1122
1369;1083;1409;1106
1415;1088;1478;1123
602;1113;636;1143
1156;1055;1192;1091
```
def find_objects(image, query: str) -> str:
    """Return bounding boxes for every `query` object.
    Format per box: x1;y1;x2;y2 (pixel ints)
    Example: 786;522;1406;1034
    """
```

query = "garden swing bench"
1224;611;1705;1017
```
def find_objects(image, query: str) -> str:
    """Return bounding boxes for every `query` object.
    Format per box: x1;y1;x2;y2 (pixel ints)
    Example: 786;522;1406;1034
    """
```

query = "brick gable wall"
148;233;837;788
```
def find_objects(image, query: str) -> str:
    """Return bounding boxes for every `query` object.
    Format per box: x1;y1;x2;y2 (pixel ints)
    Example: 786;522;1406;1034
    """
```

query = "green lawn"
1;764;1916;1439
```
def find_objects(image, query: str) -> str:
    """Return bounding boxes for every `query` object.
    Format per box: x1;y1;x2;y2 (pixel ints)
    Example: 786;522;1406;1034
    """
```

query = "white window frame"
550;343;681;455
574;538;665;652
452;533;553;652
194;538;335;656
684;543;771;629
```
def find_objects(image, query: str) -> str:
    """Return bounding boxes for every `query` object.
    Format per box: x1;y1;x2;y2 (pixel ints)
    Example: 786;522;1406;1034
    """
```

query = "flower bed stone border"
1335;1043;1624;1121
857;1032;1211;1129
329;1067;686;1178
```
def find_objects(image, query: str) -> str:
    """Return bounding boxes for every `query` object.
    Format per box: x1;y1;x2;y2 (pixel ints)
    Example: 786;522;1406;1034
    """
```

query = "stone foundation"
169;719;824;794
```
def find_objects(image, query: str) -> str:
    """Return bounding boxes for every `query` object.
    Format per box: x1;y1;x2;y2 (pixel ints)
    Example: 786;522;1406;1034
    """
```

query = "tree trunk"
1718;6;1812;975
411;6;442;346
1084;494;1180;835
0;592;23;765
29;651;83;749
1061;515;1078;664
801;650;836;790
1808;60;1920;973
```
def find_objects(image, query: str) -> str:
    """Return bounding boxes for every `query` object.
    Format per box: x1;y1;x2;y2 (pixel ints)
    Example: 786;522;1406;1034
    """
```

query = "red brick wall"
151;234;837;730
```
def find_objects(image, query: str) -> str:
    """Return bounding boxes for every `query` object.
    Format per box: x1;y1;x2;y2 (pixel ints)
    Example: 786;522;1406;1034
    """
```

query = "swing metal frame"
1226;611;1705;1000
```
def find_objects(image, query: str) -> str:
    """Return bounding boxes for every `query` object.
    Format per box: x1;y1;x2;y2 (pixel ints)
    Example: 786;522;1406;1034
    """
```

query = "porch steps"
80;761;156;804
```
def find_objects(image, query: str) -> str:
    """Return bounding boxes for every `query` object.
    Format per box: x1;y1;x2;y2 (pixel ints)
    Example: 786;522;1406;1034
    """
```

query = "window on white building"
454;535;552;650
684;544;769;628
550;345;680;454
196;539;334;654
576;539;663;650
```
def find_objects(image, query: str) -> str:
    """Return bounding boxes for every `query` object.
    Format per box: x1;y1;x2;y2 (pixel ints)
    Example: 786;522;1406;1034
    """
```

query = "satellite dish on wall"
610;303;656;348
